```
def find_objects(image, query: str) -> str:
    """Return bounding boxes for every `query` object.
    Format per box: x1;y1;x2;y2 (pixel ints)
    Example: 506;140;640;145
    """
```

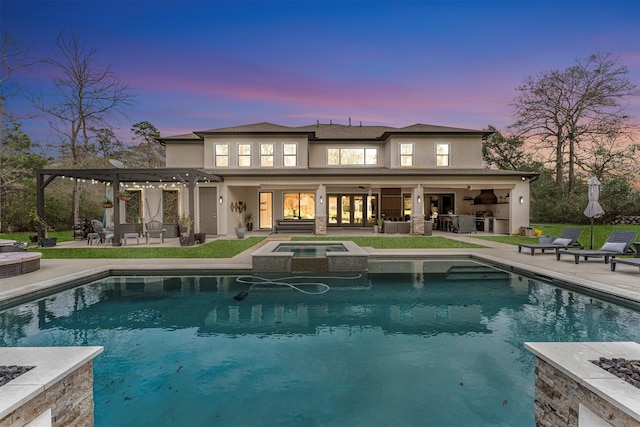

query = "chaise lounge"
556;230;638;264
610;257;640;272
518;227;583;255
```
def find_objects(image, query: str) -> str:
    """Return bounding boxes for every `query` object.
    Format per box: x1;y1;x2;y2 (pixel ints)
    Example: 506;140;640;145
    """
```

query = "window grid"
436;143;450;167
327;148;378;165
260;143;274;167
400;143;414;167
283;143;297;166
238;143;251;167
215;144;229;167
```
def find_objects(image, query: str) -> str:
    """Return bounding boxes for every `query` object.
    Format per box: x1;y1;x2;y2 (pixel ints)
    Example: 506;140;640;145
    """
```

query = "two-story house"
157;122;537;236
36;121;537;242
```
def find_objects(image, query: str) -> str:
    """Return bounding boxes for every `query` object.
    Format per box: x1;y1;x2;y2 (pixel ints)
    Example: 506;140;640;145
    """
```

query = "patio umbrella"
583;176;605;249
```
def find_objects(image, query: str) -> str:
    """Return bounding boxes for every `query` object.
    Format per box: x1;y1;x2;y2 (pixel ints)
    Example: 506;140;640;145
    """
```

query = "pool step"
445;265;509;280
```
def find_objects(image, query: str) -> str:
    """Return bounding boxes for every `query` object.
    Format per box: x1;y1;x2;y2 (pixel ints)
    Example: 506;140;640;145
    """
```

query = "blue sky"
2;0;639;145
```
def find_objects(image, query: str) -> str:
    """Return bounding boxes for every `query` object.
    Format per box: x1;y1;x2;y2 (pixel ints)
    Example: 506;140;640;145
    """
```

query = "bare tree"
510;52;639;196
31;30;134;225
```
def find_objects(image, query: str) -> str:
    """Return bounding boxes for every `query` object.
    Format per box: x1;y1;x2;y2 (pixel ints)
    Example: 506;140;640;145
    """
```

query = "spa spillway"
251;241;368;272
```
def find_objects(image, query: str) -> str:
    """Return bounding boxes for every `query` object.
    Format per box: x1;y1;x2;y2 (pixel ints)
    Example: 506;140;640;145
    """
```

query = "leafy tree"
129;121;164;167
510;52;639;197
482;125;542;171
30;30;134;225
91;127;127;166
1;33;39;232
0;118;47;231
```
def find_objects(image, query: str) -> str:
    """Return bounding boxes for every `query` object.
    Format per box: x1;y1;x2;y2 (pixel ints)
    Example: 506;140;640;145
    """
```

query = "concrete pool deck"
0;231;638;307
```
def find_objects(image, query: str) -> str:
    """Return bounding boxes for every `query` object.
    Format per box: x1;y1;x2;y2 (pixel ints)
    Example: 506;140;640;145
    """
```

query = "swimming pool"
1;259;639;426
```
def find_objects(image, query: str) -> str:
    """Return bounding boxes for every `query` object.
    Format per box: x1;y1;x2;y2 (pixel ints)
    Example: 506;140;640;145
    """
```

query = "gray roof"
159;122;492;143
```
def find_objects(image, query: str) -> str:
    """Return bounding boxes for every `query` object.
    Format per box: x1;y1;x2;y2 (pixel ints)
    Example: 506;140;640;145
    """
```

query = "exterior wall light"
320;195;324;204
219;196;223;204
519;196;524;204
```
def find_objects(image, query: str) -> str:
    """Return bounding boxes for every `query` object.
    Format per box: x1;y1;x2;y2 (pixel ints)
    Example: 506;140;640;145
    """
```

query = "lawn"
2;223;638;259
474;224;640;250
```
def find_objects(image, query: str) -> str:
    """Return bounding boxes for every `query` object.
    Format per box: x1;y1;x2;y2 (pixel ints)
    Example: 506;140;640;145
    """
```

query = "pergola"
36;168;223;246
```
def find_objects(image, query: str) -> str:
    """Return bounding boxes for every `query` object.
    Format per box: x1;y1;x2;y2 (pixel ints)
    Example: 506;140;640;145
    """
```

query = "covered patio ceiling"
36;168;223;246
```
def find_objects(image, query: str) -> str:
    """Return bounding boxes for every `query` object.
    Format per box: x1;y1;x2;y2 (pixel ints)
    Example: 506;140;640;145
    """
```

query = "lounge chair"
556;230;638;264
610;257;640;272
518;227;583;255
145;220;166;244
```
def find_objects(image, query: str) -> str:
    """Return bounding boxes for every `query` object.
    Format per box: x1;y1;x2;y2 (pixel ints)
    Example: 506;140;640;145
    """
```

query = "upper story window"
215;144;229;167
327;148;377;165
400;143;414;167
283;143;297;166
436;143;450;167
238;143;251;167
260;143;274;166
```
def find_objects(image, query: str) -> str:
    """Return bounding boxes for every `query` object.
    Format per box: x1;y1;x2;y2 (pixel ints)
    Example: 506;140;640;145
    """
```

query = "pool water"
1;261;639;427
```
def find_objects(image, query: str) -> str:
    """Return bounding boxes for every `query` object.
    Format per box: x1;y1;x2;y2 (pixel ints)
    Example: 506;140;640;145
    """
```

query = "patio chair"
556;230;638;264
90;219;114;245
518;227;583;255
145;220;166;244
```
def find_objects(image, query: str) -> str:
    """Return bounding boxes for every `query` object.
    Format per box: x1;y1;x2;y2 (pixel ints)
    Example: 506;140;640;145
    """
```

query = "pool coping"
0;346;103;420
0;249;639;310
524;341;640;423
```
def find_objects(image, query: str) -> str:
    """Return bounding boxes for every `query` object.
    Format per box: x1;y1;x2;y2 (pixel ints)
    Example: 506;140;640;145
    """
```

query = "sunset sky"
2;0;639;146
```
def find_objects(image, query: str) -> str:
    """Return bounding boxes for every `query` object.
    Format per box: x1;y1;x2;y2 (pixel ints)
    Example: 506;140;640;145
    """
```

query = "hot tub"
252;241;368;272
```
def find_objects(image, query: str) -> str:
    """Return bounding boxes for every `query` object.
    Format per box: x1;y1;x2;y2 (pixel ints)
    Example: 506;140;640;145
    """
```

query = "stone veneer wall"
0;361;95;427
533;357;638;427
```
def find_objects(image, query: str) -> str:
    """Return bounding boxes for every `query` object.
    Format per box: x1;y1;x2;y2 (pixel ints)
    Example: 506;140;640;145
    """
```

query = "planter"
118;196;131;202
39;237;57;247
102;203;113;208
373;225;379;233
195;233;206;244
179;236;191;246
234;227;246;239
246;222;253;231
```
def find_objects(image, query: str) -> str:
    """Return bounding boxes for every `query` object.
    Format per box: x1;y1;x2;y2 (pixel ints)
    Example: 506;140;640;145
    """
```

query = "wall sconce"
219;196;223;204
320;195;324;204
521;176;527;181
519;196;524;204
417;195;421;204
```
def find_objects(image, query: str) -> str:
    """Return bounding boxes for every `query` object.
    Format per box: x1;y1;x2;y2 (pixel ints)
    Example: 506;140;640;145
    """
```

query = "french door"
327;194;377;227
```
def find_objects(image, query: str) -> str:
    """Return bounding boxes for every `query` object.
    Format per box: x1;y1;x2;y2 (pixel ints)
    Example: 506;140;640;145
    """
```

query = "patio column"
412;185;424;235
316;185;327;235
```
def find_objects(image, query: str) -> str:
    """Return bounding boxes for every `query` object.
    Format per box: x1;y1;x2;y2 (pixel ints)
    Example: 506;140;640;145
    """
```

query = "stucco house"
36;121;537;243
159;121;536;236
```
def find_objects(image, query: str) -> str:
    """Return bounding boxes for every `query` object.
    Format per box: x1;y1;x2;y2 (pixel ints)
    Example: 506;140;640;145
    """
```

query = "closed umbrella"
583;176;605;249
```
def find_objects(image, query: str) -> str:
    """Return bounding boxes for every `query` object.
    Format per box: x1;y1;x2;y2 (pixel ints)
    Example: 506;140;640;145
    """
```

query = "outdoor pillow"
552;238;572;246
600;242;626;253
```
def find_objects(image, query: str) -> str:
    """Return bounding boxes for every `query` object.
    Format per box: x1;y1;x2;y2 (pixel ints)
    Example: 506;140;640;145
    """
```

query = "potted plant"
117;190;133;201
102;198;113;208
244;211;254;231
232;201;247;239
30;209;56;247
178;214;193;246
375;217;384;233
